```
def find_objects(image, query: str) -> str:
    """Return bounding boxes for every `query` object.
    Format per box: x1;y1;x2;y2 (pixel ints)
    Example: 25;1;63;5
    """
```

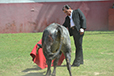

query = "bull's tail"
49;25;63;59
36;44;42;54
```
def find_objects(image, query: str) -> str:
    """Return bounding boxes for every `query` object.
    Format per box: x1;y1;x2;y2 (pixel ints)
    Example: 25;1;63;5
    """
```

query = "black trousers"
71;27;84;65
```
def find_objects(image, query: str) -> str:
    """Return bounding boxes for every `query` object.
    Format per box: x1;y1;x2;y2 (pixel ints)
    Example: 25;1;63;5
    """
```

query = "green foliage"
0;31;114;76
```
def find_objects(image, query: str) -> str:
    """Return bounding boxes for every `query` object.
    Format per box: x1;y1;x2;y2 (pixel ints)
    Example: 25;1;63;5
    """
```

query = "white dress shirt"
69;10;75;28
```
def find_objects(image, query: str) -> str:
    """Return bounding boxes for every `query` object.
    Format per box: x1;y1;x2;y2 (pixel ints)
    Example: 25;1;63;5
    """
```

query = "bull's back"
42;23;71;48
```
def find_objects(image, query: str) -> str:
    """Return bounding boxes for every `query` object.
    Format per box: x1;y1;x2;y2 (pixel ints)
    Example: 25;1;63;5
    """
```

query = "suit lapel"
72;10;75;20
72;10;79;31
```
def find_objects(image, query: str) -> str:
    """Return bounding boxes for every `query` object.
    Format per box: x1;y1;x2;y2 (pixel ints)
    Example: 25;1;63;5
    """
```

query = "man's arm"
63;17;68;28
78;9;86;30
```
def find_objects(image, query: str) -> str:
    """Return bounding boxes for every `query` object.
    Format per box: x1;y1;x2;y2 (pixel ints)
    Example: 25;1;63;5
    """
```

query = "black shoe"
80;62;83;64
72;63;80;67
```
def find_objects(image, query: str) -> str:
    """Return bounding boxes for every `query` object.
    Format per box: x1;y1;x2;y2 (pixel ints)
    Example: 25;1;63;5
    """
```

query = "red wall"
0;1;114;33
108;8;114;30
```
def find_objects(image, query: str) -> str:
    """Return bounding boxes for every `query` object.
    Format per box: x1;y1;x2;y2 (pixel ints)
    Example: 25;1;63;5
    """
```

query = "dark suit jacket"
63;9;86;36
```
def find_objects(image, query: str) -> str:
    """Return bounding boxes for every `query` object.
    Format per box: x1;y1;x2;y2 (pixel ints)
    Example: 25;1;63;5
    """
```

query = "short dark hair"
62;5;71;11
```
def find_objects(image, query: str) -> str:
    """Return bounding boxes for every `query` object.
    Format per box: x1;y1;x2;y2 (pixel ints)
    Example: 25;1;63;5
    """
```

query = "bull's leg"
65;53;72;76
52;53;62;76
46;59;52;76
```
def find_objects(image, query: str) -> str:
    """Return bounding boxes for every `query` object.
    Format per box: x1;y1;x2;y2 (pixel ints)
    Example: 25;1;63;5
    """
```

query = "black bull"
38;23;72;76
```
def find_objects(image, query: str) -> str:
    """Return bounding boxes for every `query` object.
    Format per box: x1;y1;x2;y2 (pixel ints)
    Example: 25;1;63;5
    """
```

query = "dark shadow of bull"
37;23;72;76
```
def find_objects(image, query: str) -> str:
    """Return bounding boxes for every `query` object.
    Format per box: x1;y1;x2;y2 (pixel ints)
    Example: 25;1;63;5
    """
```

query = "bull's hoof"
45;70;51;76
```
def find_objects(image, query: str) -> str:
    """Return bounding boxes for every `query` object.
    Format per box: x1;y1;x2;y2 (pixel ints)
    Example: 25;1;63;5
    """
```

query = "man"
62;5;86;67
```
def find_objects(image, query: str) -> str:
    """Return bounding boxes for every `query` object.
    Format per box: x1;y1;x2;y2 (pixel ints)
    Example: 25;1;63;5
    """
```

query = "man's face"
63;8;72;16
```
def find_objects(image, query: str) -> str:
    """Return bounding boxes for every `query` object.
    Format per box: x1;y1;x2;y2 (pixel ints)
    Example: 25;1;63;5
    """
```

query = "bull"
37;23;72;76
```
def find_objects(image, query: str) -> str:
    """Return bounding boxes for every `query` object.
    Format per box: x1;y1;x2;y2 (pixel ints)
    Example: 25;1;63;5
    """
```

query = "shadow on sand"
22;65;67;76
22;65;45;76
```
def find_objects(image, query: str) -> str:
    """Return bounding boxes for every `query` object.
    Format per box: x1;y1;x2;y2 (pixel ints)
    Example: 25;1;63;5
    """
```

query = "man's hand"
80;28;84;35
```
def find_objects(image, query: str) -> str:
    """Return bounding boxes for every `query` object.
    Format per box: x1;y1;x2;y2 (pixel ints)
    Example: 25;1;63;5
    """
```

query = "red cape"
30;39;65;69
